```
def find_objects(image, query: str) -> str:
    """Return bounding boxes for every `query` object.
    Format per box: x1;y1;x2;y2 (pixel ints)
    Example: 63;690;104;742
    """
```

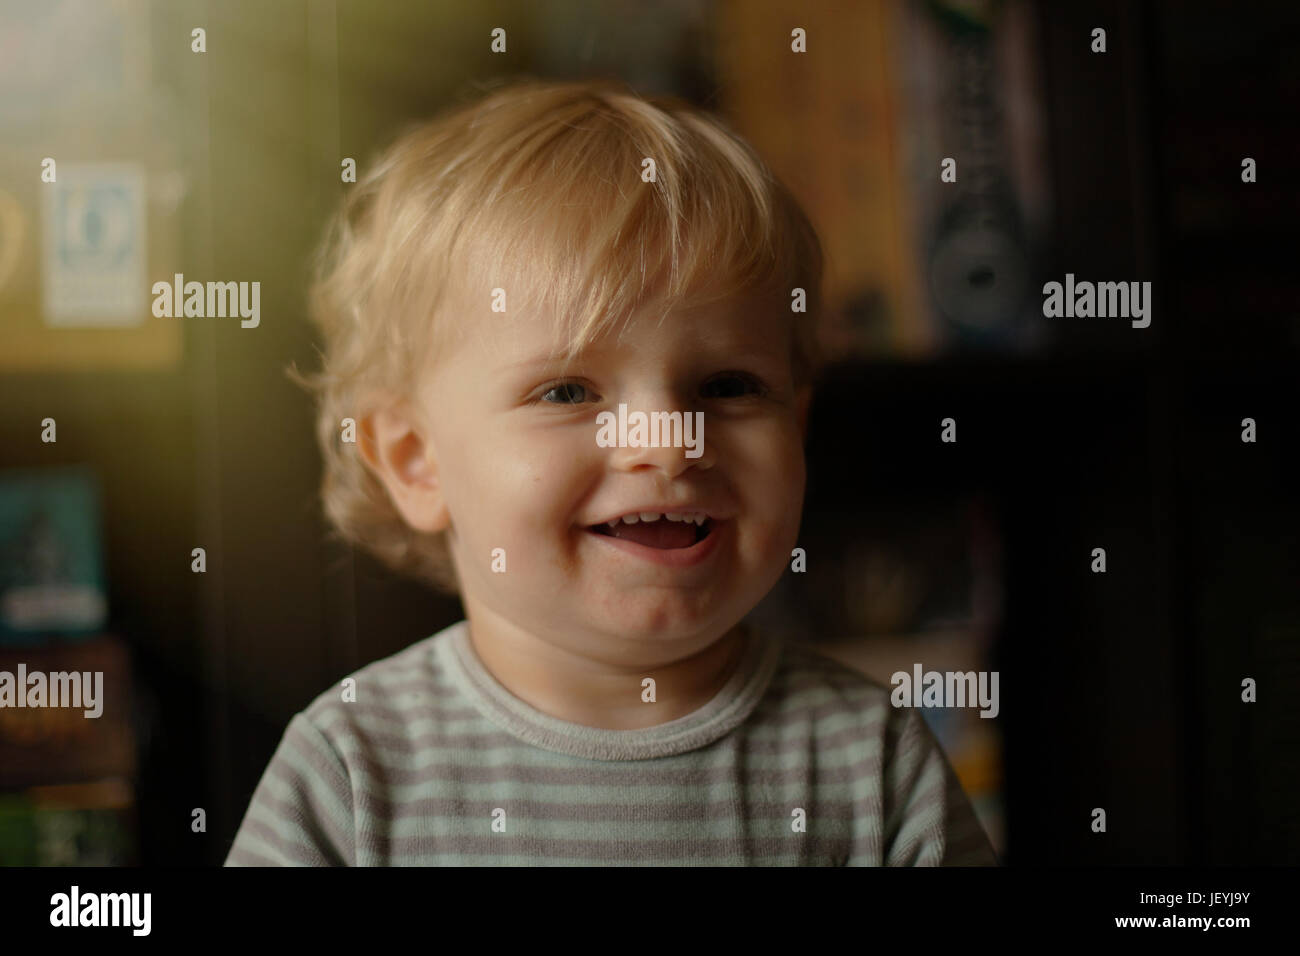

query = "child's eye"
539;382;591;404
701;372;767;399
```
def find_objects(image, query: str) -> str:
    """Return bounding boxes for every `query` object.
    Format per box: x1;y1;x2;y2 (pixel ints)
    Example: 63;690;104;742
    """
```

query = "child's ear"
795;385;813;442
357;401;450;533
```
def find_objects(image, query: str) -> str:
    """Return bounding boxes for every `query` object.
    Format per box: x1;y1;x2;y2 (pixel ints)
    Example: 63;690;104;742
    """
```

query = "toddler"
226;77;997;866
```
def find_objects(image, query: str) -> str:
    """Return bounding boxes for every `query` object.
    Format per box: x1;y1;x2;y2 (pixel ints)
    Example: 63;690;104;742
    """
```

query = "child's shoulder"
759;636;903;733
771;638;894;698
294;621;465;745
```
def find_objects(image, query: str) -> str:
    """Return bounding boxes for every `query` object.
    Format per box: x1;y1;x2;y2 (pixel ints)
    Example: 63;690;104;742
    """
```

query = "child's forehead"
434;263;793;374
564;292;785;353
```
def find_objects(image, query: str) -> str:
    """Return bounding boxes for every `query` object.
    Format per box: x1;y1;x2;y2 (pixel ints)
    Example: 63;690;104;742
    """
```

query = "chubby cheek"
444;441;539;579
484;438;594;575
731;423;807;562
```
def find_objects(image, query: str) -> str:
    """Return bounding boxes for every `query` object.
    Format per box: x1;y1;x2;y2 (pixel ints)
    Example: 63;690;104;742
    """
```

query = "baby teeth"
665;513;707;525
605;512;709;525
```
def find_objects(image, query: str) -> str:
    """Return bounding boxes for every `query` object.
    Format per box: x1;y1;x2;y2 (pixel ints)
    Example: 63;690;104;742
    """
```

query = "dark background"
1;0;1297;866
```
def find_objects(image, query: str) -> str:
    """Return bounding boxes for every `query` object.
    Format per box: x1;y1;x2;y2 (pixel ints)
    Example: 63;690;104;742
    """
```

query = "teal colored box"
0;465;108;644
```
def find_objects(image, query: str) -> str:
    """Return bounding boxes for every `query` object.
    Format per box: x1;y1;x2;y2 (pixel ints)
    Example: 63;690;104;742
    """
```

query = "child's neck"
462;612;749;730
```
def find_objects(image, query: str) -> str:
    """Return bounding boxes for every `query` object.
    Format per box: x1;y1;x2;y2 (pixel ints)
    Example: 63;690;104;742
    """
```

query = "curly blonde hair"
289;76;825;595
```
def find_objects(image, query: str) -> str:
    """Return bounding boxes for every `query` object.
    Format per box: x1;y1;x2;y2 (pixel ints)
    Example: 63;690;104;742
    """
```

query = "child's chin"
586;599;730;643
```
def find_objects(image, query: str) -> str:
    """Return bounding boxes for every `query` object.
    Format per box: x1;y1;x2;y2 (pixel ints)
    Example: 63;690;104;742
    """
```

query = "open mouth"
587;514;714;550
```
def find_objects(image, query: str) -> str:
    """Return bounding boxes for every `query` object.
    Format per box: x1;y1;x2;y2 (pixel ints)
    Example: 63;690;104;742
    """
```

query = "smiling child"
226;77;997;866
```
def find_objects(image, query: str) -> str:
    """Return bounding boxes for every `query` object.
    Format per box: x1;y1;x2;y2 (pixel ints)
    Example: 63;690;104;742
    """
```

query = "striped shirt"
225;619;998;866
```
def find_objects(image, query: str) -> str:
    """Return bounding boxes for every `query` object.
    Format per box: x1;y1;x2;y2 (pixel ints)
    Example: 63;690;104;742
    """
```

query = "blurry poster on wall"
41;163;147;327
0;0;184;370
718;0;1051;360
895;0;1053;353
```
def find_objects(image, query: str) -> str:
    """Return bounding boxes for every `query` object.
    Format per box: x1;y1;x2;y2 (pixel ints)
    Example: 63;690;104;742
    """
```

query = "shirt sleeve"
880;707;999;866
225;712;356;866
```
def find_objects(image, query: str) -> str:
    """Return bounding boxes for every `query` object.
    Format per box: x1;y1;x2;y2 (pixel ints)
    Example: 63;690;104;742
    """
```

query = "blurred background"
0;0;1297;866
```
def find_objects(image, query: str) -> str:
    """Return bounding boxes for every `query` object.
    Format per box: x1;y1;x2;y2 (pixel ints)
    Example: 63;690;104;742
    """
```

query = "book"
0;466;108;644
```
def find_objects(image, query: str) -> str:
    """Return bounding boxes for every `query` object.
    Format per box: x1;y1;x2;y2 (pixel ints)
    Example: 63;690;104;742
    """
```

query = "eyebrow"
520;331;799;370
503;352;575;371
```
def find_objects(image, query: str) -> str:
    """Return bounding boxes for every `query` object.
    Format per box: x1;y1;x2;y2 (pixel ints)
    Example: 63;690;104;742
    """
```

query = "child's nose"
599;389;714;476
609;439;710;479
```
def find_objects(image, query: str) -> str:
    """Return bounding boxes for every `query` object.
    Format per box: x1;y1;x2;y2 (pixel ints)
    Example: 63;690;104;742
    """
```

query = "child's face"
393;288;810;662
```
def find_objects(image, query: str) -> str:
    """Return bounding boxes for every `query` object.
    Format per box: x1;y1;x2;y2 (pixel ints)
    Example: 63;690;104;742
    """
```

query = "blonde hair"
290;76;825;595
